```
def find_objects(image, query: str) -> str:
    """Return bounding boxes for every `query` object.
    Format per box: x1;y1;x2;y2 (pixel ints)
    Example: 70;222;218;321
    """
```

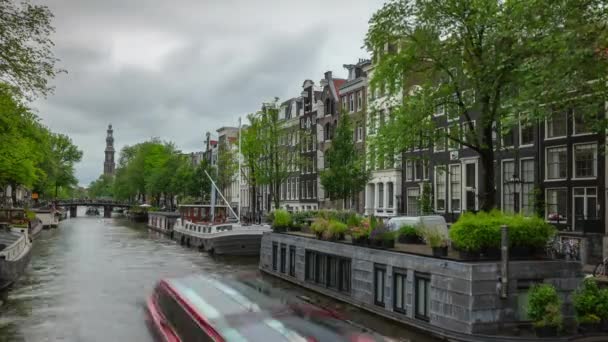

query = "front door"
464;161;477;211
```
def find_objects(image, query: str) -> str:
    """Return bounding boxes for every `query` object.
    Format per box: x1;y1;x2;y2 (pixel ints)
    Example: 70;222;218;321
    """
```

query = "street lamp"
507;174;521;213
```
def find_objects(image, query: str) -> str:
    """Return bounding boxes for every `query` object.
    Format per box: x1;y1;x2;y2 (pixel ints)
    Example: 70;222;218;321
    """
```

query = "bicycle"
594;257;608;278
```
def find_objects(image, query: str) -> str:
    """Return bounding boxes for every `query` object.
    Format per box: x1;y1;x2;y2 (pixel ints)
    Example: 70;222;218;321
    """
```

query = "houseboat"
34;209;58;228
259;232;585;342
0;224;32;290
146;273;389;342
147;211;180;236
173;204;271;256
0;209;42;240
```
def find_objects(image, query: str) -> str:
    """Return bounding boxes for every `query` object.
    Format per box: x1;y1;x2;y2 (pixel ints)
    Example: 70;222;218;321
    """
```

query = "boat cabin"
146;274;387;342
0;209;26;225
178;205;229;224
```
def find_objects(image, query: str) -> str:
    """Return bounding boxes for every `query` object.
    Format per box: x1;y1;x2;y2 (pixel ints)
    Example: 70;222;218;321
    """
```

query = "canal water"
0;213;439;342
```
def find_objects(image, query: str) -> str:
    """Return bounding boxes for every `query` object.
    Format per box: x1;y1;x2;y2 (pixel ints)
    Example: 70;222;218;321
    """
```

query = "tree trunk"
10;181;17;208
55;182;58;199
479;135;497;211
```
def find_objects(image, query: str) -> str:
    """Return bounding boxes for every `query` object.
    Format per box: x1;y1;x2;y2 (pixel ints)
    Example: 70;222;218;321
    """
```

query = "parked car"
386;215;448;237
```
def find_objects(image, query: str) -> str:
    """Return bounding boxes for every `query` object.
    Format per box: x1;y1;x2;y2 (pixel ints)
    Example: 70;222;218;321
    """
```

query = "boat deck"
0;232;21;247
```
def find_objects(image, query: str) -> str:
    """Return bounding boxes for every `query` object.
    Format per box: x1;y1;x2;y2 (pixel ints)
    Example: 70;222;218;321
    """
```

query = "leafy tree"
241;113;264;216
191;159;214;202
320;114;370;209
366;0;608;211
88;174;114;199
0;0;62;98
216;139;238;196
40;133;83;198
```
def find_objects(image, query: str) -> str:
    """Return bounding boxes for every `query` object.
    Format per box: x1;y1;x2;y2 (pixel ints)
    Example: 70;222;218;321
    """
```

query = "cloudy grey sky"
32;0;384;186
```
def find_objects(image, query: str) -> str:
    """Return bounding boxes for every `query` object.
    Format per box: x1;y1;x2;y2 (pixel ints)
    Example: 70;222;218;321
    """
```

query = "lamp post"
507;174;521;213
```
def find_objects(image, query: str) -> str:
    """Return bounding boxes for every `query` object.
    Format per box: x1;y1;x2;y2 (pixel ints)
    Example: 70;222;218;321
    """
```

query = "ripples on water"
0;212;438;342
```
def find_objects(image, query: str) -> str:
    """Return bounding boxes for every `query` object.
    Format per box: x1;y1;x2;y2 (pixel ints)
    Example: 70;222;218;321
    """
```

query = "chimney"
324;71;332;80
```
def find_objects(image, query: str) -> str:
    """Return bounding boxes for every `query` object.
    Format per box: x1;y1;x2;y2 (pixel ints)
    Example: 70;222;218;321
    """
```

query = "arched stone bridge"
55;199;133;218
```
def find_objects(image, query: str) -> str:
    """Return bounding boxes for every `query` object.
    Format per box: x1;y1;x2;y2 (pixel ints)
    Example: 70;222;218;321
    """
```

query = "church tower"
104;124;115;176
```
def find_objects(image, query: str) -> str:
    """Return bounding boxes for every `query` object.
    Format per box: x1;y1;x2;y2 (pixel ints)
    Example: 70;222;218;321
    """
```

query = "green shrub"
449;210;555;252
292;211;317;226
272;210;292;230
573;278;603;323
349;225;371;239
579;313;601;324
311;218;328;235
398;225;419;238
527;283;561;327
347;214;362;228
597;288;608;321
422;227;448;248
328;220;348;238
534;303;564;329
381;231;397;241
25;210;36;221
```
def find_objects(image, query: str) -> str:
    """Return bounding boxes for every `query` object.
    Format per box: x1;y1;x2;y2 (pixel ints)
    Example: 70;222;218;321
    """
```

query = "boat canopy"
159;274;385;342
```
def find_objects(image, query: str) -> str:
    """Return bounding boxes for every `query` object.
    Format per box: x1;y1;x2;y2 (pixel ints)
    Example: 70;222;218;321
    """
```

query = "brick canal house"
298;79;322;211
277;97;305;212
338;59;371;213
396;73;607;263
363;59;404;219
317;71;347;210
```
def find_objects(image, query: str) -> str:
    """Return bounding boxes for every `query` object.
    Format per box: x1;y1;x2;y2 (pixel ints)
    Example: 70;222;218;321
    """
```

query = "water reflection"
0;213;437;342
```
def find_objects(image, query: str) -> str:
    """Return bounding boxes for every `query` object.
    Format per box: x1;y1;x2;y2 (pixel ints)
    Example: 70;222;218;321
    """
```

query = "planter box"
382;239;395;249
398;235;423;244
432;246;448;258
534;325;558;337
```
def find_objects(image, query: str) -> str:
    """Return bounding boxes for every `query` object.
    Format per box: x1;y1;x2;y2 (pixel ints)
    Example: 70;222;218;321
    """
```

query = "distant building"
104;124;116;176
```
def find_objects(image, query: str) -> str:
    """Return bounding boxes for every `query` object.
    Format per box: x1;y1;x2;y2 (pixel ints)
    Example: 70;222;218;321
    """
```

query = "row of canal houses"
195;46;607;264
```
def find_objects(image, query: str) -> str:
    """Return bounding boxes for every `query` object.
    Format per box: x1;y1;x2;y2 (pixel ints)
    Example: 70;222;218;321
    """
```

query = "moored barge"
259;232;585;342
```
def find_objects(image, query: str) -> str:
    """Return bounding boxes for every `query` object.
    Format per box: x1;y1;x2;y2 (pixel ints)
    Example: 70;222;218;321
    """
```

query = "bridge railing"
55;199;133;206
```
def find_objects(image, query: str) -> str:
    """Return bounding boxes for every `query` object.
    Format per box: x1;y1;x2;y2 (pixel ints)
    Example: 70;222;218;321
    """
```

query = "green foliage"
216;141;238;194
573;278;606;322
449;211;555;252
579;314;601;325
328;220;348;237
527;284;562;327
320;114;370;203
398;225;420;238
272;209;292;230
422;226;448;248
88;174;114;199
311;218;329;236
366;0;608;210
0;0;62;98
349;225;371;239
381;230;397;242
419;182;433;215
292;211;317;226
347;214;362;228
25;210;35;221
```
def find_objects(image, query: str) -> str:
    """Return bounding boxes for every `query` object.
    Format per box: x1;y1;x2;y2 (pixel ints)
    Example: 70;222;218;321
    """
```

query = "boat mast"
238;117;242;224
204;170;239;223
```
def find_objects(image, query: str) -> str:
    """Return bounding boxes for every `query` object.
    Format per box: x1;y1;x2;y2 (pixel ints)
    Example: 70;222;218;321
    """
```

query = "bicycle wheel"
594;262;606;277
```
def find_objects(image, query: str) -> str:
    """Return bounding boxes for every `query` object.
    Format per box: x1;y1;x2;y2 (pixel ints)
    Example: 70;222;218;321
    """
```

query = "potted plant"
311;218;328;240
271;209;292;233
573;278;603;333
527;284;562;337
423;227;449;257
381;231;396;249
598;289;608;332
349;225;370;245
369;224;389;247
327;220;348;241
397;225;422;244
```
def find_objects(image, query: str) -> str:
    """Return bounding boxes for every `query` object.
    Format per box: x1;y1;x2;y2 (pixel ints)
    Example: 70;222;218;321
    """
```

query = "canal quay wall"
259;232;584;342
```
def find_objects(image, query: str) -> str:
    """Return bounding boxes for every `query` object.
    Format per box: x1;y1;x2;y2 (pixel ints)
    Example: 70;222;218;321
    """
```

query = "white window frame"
357;125;364;142
462;158;478;212
572;108;593;136
501;122;515;148
406;187;421;216
406;160;414;181
357;91;363;111
448;164;462;213
519;115;534;147
572;143;597;179
546;187;568;223
501;159;515;213
434;166;446;213
435;127;446;152
545;145;568;181
349;94;355;113
572;187;598;230
545;111;568;140
448;125;460;151
434;102;445;117
461;120;476;150
519;157;535;216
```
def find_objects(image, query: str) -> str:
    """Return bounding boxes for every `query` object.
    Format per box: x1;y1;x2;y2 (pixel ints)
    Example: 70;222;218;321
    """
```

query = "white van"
386;215;448;237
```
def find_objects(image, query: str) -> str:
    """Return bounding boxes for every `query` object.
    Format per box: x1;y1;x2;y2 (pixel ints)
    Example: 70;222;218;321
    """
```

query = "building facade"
298;80;322;212
317;71;346;209
103;124;115;176
363;62;403;218
338;59;371;213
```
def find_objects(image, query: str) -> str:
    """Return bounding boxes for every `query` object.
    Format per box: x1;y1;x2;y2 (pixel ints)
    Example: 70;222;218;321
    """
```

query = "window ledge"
544;136;567;141
572;177;597;181
519;144;534;148
544;178;568;182
572;132;595;137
